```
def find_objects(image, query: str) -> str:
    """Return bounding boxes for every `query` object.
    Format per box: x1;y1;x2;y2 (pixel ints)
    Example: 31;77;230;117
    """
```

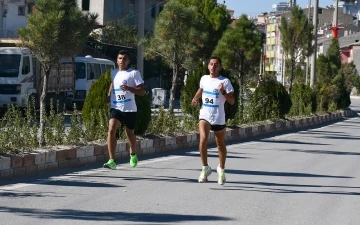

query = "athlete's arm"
223;92;235;105
191;88;203;107
106;83;113;103
218;82;235;105
121;84;146;96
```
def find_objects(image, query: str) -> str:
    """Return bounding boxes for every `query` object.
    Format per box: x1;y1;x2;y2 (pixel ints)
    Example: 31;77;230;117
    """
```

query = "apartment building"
77;0;165;31
0;0;35;38
262;5;359;80
0;0;164;39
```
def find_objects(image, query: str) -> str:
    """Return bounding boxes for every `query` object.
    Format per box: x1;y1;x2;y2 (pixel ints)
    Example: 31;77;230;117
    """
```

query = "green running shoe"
130;154;138;167
103;159;117;170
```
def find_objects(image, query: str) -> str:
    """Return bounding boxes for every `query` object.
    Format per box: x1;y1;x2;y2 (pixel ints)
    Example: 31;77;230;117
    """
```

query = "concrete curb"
0;110;354;179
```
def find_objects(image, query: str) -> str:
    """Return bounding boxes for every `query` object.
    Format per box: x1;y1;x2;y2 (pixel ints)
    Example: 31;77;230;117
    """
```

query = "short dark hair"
210;56;222;66
118;50;131;59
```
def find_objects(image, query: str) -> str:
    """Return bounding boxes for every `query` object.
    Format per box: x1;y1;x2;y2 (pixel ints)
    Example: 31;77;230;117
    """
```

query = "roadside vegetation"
0;1;358;154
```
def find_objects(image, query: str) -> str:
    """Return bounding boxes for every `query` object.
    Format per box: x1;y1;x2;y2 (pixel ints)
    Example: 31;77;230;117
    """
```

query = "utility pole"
310;0;318;87
333;0;338;27
305;0;311;84
137;0;145;77
260;48;263;75
0;0;4;38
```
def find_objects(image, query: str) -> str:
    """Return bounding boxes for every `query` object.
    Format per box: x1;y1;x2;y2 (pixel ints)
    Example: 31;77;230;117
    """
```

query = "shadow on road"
287;149;360;156
0;207;233;223
210;182;360;196
224;169;352;178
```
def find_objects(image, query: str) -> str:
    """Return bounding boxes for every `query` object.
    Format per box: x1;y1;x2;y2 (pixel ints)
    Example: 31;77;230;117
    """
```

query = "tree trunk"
289;58;295;94
38;65;51;147
168;52;178;114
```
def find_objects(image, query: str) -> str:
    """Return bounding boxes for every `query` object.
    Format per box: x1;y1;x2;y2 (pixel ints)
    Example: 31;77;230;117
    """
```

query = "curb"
0;110;354;179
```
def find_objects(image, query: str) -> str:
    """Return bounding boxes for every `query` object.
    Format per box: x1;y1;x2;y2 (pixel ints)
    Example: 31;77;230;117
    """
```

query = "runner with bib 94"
191;56;235;185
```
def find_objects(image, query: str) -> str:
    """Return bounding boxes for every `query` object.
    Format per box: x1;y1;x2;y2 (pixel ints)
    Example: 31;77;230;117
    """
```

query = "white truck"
0;47;115;110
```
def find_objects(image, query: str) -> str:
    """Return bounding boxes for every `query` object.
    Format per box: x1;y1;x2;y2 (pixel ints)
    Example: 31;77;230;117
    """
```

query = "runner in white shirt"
103;50;145;170
191;56;235;185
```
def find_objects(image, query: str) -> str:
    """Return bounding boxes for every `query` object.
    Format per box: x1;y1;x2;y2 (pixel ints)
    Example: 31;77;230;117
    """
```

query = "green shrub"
289;83;316;116
316;83;339;112
82;71;112;124
250;79;291;121
180;64;239;121
82;70;151;136
333;74;351;109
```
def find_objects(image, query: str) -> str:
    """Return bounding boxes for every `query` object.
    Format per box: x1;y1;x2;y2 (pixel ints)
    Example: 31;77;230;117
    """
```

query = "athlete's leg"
214;127;227;169
125;127;136;155
107;118;120;159
199;120;211;166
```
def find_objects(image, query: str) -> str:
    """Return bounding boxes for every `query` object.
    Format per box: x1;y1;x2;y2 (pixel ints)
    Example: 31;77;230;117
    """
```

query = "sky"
218;0;335;18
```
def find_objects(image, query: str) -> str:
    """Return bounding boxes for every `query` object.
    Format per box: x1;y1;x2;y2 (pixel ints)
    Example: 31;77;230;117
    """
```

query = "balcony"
266;51;275;58
265;64;275;72
267;37;276;45
266;24;276;32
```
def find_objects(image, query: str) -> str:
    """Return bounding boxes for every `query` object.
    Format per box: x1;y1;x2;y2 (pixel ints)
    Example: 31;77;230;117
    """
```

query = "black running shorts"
110;108;137;130
199;119;226;132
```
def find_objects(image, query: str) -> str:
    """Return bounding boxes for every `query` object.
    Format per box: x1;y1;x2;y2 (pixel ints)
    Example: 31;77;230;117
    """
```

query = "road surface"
1;98;360;225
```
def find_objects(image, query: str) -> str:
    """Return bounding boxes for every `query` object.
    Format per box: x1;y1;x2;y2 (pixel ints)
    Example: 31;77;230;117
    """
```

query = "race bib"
113;89;132;104
202;90;220;107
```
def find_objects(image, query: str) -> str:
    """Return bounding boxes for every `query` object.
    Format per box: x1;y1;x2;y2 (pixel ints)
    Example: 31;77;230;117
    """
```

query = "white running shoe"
198;166;212;183
217;165;226;185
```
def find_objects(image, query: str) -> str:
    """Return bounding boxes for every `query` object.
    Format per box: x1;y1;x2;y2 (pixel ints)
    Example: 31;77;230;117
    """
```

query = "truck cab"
0;47;36;108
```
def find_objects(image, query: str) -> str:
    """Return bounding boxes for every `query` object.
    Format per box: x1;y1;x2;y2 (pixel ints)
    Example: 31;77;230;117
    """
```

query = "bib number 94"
204;98;214;104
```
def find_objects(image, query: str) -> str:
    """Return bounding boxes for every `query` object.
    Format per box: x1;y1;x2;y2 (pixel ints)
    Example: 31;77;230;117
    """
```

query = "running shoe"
103;159;117;170
217;165;226;185
130;154;138;167
198;166;212;183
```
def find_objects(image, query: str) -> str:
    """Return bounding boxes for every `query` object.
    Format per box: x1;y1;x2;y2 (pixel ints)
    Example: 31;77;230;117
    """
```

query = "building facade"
262;5;359;80
0;0;164;39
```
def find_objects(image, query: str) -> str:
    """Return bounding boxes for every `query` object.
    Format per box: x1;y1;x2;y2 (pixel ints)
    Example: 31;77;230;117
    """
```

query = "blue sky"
218;0;335;18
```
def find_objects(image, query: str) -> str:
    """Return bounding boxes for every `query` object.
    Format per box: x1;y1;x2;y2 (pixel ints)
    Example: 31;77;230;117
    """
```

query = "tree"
18;0;98;146
143;0;207;113
100;20;138;48
317;38;342;84
280;6;314;92
213;15;264;118
179;0;231;60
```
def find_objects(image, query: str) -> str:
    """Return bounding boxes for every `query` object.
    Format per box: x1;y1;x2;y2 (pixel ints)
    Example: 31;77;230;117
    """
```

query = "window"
106;64;114;72
87;63;101;80
118;0;123;14
82;0;90;11
151;5;156;18
22;56;30;75
101;64;106;74
18;6;25;16
0;55;21;77
27;3;35;14
110;0;115;13
159;5;164;13
128;1;135;25
76;63;86;79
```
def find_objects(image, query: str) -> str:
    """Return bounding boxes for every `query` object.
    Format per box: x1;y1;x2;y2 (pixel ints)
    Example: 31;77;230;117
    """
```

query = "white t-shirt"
199;75;234;125
110;68;144;112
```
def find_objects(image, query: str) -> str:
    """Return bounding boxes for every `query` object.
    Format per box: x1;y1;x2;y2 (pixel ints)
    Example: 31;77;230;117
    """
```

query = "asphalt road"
1;98;360;225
